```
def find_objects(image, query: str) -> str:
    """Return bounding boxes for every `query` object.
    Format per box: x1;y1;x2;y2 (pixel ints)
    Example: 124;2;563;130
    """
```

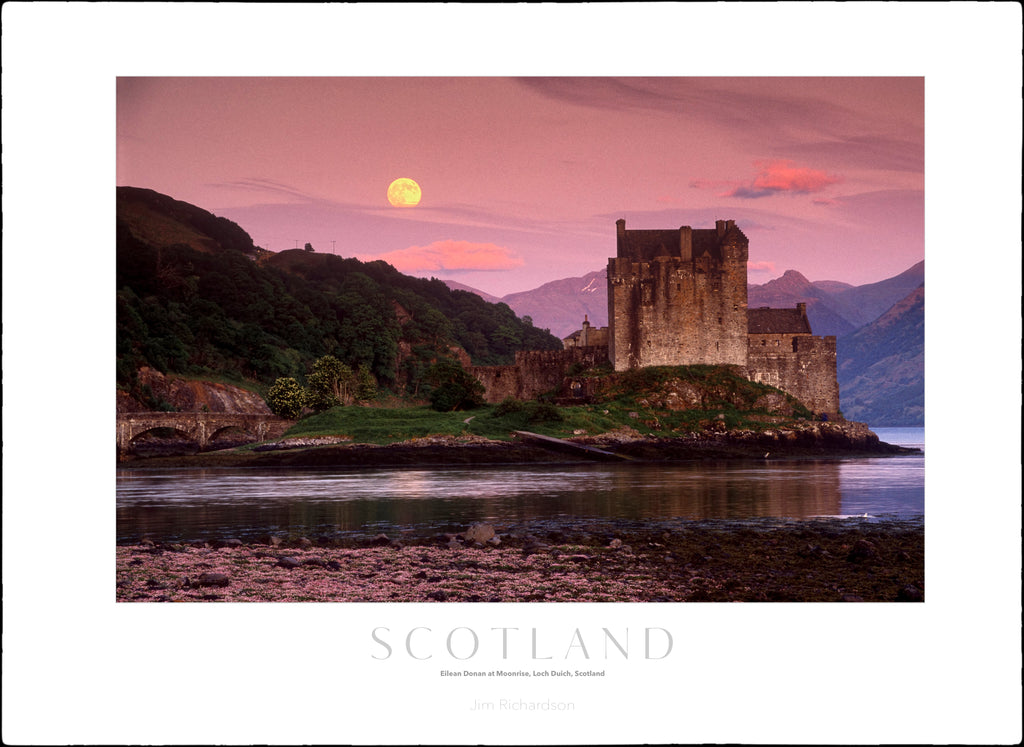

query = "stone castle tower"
606;218;840;415
608;219;749;370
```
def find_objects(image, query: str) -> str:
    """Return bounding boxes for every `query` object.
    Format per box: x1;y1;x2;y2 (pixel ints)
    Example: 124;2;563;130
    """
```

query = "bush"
266;377;306;419
425;358;485;412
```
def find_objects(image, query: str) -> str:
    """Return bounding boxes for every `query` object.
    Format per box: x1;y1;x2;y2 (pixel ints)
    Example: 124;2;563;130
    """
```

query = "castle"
470;219;840;417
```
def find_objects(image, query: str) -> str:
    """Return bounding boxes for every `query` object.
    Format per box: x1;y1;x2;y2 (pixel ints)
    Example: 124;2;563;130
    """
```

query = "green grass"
278;366;818;445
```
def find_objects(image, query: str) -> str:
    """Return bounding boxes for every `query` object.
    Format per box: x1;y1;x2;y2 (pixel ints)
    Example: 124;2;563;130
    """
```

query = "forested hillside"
116;187;561;402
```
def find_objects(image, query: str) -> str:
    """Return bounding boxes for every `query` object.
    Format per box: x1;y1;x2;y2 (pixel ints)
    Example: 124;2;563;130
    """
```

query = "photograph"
114;74;926;605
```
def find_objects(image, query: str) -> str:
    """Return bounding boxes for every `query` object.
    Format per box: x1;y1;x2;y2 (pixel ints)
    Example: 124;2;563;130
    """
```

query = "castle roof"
618;229;685;261
616;220;747;262
748;307;812;334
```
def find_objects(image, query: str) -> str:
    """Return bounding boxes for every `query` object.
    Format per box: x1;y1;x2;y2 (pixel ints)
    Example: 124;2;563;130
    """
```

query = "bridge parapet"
116;412;290;454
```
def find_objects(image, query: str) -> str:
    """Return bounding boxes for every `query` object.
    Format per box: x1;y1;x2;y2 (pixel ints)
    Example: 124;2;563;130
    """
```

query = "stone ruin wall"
470;346;610;404
747;334;840;416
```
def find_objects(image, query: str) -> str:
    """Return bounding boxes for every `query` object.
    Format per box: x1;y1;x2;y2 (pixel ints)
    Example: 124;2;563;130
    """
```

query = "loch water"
116;427;924;545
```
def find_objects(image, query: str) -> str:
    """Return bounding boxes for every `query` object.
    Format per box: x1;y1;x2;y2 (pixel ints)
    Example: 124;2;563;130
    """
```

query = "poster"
3;3;1021;744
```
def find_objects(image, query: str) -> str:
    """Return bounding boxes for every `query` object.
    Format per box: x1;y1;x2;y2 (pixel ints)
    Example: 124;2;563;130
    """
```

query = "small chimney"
716;219;726;237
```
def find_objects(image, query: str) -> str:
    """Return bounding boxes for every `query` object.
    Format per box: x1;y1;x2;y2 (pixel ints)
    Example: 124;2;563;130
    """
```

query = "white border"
3;3;1021;745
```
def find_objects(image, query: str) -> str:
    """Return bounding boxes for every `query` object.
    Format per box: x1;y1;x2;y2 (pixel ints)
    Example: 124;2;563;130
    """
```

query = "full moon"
387;178;422;207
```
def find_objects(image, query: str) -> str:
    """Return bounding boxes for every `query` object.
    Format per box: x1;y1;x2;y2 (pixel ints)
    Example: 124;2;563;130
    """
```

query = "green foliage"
356;364;378;401
490;398;563;425
266;377;306;419
305;355;356;411
424;358;486;412
116;188;562;393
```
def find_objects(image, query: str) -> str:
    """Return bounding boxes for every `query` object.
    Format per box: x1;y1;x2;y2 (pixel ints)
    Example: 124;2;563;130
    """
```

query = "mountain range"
447;261;925;426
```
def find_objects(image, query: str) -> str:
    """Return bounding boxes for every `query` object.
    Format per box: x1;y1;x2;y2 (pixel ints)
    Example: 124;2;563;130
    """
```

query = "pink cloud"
750;159;841;194
374;240;524;273
748;261;778;276
691;159;841;199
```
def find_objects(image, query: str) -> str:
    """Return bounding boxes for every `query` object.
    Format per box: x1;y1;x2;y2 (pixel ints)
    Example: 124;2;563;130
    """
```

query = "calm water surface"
116;427;924;544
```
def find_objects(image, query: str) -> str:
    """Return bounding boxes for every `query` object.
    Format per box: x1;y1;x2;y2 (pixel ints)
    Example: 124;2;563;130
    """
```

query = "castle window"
792;338;799;352
718;317;723;325
761;339;766;346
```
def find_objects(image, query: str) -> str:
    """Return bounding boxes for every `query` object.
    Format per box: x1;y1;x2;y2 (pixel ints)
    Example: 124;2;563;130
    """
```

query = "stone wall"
747;334;840;416
470;346;609;403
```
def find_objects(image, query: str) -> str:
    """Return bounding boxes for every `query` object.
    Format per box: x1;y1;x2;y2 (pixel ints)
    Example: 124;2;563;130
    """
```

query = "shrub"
425;358;485;412
266;377;306;419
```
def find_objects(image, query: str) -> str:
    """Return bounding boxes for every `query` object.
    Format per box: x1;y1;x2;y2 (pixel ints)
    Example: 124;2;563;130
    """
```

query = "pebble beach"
116;518;924;603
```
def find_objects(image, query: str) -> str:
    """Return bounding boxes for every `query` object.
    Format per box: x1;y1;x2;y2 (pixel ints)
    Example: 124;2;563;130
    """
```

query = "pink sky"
118;76;922;296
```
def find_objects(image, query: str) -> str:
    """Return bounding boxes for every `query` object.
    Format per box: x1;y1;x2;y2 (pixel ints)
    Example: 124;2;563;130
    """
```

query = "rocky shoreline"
119;420;917;469
116;518;924;603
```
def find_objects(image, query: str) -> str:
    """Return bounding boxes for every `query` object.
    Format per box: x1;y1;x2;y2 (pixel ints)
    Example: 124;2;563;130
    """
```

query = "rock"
296;537;314;549
276;556;302;569
214;538;243;549
846;539;878;563
485;536;502;547
521;540;548;557
426;590;449;602
463;523;496;545
326;560;343;571
370;533;394;547
446;538;463;551
301;557;326;567
267;536;284;547
896;585;923;602
196;572;230;588
841;594;865;602
609;538;623;549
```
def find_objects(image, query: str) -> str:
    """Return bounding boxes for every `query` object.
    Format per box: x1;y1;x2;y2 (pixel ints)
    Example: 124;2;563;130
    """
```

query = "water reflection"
117;455;924;544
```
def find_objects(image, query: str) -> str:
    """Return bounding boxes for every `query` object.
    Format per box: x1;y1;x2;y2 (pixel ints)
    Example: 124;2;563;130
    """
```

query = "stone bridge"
116;412;290;455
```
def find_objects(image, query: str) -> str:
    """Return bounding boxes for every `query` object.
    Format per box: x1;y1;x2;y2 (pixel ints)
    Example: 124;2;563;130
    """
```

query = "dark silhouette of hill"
116;187;561;400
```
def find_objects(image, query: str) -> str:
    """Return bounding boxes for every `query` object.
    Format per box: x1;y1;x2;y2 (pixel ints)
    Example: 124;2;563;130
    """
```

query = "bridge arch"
117;412;288;456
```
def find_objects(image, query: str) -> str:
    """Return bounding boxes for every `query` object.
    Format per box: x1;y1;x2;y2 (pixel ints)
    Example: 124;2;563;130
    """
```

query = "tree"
425;357;485;412
356;363;378;401
266;377;306;419
305;355;356;410
304;242;315;252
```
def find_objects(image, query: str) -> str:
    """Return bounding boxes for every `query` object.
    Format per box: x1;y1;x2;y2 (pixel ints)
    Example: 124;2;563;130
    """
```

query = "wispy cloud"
209;177;328;204
371;240;524;273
